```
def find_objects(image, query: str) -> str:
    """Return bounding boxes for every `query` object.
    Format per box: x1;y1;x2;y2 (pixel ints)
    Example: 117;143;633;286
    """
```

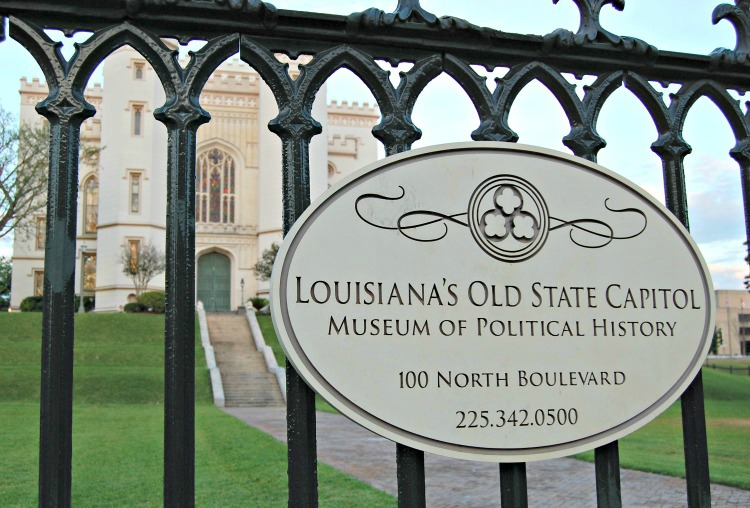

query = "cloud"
708;262;747;291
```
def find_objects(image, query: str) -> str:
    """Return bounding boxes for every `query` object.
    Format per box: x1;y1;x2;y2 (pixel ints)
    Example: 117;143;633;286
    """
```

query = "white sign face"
271;142;714;462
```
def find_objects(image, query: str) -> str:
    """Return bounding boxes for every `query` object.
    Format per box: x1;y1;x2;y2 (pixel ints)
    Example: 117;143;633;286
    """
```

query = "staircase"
206;313;285;407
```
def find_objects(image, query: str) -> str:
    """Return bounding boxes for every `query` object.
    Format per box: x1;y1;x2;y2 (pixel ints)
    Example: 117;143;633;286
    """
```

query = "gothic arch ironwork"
3;1;749;506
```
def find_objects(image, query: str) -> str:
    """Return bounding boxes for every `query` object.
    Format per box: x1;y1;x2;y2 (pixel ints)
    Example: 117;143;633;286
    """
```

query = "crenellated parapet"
21;77;103;104
199;58;260;108
327;100;379;128
327;133;361;157
20;77;102;140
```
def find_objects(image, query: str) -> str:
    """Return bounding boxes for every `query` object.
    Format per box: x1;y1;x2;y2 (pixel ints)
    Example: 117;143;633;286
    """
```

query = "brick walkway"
224;407;750;507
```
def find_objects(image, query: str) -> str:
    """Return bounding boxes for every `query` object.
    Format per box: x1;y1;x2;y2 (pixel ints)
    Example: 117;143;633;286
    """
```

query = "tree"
252;242;279;282
710;327;723;355
0;256;10;309
0;106;49;239
118;241;166;296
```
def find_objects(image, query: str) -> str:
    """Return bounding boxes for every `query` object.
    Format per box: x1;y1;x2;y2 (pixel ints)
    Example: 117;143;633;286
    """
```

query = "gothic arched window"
196;148;235;224
83;176;98;234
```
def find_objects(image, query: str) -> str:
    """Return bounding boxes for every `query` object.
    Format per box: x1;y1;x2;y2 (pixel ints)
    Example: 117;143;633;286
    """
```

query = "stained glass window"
34;271;44;297
84;177;98;234
128;240;140;273
36;216;46;250
210;169;221;223
133;105;143;136
130;173;141;213
83;253;97;290
196;148;236;224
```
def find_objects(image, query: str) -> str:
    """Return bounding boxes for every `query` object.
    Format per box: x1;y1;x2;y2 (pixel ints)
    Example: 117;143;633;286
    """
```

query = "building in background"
714;289;750;356
10;46;379;312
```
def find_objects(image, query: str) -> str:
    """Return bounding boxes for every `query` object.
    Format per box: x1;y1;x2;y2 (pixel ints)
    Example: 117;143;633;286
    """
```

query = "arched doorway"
197;252;231;311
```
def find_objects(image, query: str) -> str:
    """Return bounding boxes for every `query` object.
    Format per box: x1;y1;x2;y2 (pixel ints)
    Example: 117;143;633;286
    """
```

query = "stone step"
206;312;284;407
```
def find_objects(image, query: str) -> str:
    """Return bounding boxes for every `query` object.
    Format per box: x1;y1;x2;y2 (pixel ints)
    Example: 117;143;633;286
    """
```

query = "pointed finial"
552;0;624;44
392;0;437;24
545;0;656;56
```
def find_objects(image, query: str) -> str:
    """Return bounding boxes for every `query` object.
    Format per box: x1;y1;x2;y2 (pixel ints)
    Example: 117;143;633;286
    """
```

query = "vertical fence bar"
499;463;528;508
397;444;426;507
565;115;624;508
681;372;710;507
163;124;199;507
280;134;318;507
381;135;426;508
595;442;622;508
9;18;99;503
286;364;318;506
654;126;711;507
155;32;238;505
37;113;87;508
240;36;321;506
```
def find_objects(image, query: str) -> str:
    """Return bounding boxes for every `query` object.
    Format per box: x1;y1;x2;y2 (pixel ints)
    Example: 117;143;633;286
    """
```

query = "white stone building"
713;289;750;356
10;47;379;312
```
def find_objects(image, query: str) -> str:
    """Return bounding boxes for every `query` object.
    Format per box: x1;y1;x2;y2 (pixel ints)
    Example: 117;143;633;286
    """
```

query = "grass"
256;314;337;414
705;357;750;367
704;357;750;376
258;314;750;489
0;312;394;506
6;311;746;500
574;368;750;490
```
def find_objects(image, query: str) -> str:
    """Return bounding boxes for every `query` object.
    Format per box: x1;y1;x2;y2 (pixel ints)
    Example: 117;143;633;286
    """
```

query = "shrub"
74;295;96;312
123;302;147;313
20;296;44;312
18;295;95;312
136;291;165;313
249;297;268;312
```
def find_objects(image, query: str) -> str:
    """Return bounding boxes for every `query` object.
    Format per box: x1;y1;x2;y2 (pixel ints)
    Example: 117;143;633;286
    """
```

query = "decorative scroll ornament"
355;175;647;263
348;0;479;33
711;1;750;65
544;0;657;57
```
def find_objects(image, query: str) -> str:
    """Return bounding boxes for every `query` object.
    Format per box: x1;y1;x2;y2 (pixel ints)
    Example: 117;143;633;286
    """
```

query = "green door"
197;252;231;311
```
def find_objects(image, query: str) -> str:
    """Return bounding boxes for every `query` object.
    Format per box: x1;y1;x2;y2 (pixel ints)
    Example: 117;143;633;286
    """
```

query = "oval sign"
271;142;714;462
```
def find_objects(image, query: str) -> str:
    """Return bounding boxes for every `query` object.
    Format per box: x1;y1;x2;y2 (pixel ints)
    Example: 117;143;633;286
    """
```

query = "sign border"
271;142;715;462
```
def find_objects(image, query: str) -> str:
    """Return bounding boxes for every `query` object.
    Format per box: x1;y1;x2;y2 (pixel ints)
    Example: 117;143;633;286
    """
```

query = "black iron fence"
2;1;749;506
704;362;750;375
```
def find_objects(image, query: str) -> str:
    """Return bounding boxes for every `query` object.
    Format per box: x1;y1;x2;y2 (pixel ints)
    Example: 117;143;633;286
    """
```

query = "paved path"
224;407;750;507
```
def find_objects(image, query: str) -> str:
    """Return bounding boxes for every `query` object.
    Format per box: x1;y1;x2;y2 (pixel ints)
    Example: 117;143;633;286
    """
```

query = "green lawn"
256;314;337;414
0;312;394;506
258;315;750;490
704;357;750;377
574;367;750;490
7;312;745;503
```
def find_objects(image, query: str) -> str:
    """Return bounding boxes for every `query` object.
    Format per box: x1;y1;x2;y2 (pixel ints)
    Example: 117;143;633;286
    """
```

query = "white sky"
0;0;747;289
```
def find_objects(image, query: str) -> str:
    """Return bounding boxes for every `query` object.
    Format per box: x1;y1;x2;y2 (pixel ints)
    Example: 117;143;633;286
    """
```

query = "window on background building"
130;173;141;213
196;148;236;224
133;105;143;136
128;239;140;271
83;253;97;290
134;62;144;80
33;270;44;297
83;176;98;234
739;313;750;323
35;216;46;250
